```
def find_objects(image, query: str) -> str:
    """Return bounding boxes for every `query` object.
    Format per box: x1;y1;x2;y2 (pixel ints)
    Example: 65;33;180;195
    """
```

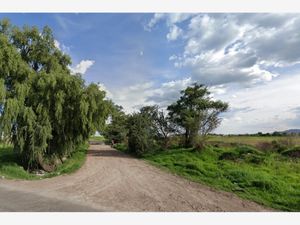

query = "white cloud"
216;73;300;134
166;25;183;41
145;13;165;30
97;83;113;99
106;77;230;113
54;39;60;49
106;82;155;113
146;13;194;31
70;60;95;75
54;39;71;53
148;13;300;86
102;78;193;113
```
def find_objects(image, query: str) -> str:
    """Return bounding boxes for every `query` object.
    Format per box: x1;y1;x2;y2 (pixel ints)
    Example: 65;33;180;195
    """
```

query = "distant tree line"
211;131;299;137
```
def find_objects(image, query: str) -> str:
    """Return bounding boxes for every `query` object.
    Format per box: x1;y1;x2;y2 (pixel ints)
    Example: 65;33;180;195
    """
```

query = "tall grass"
144;145;300;211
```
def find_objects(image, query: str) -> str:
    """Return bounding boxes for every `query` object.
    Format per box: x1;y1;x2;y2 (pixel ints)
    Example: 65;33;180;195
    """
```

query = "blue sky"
1;13;300;134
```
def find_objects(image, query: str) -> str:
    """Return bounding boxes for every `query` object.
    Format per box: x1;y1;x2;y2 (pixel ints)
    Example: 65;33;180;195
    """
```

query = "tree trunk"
185;129;192;148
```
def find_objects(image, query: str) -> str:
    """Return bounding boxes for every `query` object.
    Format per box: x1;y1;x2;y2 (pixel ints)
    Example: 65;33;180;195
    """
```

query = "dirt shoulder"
0;144;272;212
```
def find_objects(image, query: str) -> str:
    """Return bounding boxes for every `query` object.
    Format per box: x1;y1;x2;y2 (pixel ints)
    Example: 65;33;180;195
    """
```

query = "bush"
235;145;262;155
219;152;239;161
127;113;158;156
244;154;265;164
281;146;300;158
271;138;295;153
114;143;128;153
219;146;265;164
168;135;185;149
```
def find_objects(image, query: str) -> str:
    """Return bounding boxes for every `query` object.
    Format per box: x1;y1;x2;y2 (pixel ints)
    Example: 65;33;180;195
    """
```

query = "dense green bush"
127;113;158;156
103;104;128;144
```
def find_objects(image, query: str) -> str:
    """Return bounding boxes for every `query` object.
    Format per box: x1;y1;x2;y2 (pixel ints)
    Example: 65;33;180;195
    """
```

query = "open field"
144;145;300;211
0;143;88;180
208;135;300;146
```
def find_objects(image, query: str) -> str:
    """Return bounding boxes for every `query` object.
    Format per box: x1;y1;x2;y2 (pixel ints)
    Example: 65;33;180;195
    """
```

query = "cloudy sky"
1;13;300;134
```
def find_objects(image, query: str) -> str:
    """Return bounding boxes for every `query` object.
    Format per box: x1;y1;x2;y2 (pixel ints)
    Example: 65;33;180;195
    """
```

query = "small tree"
104;104;128;144
140;105;174;148
127;111;157;156
167;83;228;149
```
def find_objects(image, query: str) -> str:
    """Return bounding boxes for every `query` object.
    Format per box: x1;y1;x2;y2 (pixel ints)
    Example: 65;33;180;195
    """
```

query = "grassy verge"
144;145;300;211
0;143;88;180
114;143;128;153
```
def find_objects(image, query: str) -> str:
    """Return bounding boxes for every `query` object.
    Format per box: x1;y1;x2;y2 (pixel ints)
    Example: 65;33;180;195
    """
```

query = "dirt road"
0;144;272;212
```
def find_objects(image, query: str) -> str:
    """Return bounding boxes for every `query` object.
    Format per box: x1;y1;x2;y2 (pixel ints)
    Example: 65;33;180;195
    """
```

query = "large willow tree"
0;19;110;170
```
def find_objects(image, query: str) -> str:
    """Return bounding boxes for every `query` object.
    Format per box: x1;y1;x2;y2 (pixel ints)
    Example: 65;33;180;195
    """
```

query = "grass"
114;143;128;153
0;143;88;180
144;145;300;211
89;135;106;142
208;135;300;146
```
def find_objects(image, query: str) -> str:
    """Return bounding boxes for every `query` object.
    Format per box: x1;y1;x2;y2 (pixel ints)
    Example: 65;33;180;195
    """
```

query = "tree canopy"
0;19;110;170
168;83;228;148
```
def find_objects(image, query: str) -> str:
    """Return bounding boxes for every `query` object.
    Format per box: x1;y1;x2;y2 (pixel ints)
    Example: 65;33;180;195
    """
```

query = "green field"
144;144;300;211
89;135;106;142
0;143;88;180
208;135;300;146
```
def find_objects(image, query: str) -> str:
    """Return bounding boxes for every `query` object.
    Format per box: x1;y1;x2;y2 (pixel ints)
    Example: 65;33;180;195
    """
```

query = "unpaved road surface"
0;144;272;212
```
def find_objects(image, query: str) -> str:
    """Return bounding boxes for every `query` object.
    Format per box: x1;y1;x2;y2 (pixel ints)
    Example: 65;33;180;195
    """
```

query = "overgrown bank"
114;142;300;211
0;143;88;180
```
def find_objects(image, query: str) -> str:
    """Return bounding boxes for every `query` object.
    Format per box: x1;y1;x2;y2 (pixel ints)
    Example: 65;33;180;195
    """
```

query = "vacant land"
208;135;300;146
144;144;300;211
0;144;270;212
0;143;88;180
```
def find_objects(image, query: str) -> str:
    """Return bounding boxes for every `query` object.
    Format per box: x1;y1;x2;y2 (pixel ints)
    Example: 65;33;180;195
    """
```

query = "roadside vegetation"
144;143;300;211
107;82;300;211
0;142;88;180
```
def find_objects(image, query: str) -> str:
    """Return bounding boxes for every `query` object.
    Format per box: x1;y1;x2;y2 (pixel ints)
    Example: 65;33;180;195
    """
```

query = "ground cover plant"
0;142;88;180
143;144;300;211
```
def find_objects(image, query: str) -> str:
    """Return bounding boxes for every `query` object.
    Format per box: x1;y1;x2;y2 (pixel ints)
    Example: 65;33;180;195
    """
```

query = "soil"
0;144;273;212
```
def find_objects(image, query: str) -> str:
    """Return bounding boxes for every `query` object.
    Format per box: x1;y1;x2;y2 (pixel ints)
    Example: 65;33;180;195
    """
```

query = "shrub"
219;152;239;161
271;138;295;153
251;180;273;191
127;113;158;156
114;143;128;153
244;154;265;164
168;135;185;149
281;146;300;158
235;145;262;156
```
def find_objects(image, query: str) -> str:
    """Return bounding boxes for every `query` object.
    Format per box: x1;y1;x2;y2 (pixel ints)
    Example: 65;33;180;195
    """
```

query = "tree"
104;104;128;144
167;83;228;149
127;111;158;156
0;19;110;170
140;105;174;148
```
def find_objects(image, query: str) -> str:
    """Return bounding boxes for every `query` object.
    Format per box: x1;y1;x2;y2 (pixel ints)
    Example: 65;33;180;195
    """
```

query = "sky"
1;13;300;134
